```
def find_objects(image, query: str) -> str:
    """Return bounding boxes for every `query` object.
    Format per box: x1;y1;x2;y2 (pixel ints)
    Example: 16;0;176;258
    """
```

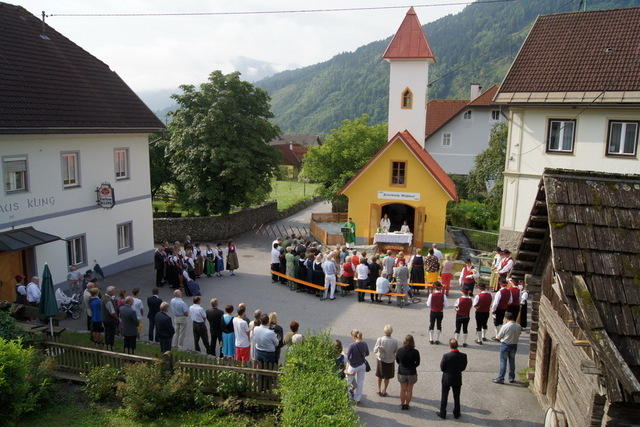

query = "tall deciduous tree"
148;134;172;198
166;71;280;215
466;121;507;211
301;115;387;203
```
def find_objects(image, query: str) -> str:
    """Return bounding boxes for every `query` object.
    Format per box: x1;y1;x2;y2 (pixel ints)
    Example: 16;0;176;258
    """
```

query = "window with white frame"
61;152;80;187
114;148;129;179
607;121;638;156
3;156;28;193
67;235;87;267
491;110;500;121
117;222;133;253
442;133;452;146
547;119;575;153
463;110;472;120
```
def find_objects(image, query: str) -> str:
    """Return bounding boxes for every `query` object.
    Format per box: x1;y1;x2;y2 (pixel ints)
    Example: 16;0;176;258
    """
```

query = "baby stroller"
55;288;81;320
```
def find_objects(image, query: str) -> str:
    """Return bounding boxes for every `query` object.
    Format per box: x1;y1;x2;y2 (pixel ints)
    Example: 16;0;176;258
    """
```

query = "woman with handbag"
346;329;370;404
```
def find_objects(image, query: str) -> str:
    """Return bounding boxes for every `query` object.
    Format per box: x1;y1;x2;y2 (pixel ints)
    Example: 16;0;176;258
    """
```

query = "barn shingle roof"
0;2;163;134
513;169;640;395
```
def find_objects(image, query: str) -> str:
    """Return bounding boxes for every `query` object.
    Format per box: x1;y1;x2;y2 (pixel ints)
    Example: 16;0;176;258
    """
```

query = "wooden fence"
310;212;347;246
44;341;280;400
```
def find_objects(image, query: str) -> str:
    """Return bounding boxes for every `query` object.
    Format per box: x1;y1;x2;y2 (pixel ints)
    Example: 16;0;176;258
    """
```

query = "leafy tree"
148;133;172;198
301;115;387;202
466;121;507;212
166;71;280;215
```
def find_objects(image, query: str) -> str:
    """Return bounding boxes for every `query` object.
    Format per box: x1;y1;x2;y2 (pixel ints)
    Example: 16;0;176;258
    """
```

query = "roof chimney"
470;83;482;100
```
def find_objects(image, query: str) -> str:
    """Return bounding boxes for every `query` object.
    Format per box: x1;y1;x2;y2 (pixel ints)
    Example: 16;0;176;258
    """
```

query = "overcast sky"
16;1;465;92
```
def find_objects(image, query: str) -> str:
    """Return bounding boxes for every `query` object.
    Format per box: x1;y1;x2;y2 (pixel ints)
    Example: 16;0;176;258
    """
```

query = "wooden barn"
510;169;640;426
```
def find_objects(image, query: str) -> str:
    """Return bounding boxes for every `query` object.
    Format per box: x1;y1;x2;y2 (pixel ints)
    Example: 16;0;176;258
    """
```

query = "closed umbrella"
39;263;59;337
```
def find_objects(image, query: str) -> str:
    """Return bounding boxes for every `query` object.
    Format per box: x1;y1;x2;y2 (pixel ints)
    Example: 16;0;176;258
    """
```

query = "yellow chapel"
339;7;458;248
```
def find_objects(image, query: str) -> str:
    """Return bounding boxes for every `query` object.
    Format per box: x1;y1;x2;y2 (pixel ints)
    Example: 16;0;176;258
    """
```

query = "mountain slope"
256;0;638;134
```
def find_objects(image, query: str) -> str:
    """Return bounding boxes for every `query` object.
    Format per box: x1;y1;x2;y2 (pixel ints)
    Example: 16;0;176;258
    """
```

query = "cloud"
18;0;465;91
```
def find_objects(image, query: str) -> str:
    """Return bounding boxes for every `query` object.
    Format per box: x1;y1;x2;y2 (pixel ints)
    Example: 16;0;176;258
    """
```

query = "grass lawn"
152;180;320;214
270;180;319;210
17;383;277;427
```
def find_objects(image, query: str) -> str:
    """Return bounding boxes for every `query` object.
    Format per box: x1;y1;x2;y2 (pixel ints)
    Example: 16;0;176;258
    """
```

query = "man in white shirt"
189;296;211;354
233;305;251;361
376;272;391;303
131;288;144;338
492;312;522;384
355;259;370;302
170;289;189;348
26;276;41;305
498;249;514;280
253;314;279;363
321;253;338;301
431;244;444;262
67;265;84;294
270;243;281;283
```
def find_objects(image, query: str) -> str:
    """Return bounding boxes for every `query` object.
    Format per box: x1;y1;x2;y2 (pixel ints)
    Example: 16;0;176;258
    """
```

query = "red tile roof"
425;100;468;137
339;130;458;201
467;84;501;106
382;7;435;60
0;3;163;134
498;7;640;94
272;143;308;167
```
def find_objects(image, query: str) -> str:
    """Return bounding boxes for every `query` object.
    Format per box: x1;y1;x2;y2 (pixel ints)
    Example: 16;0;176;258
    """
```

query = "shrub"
214;370;248;397
280;331;358;427
447;199;500;231
0;338;53;420
82;364;122;402
0;310;22;340
117;362;207;419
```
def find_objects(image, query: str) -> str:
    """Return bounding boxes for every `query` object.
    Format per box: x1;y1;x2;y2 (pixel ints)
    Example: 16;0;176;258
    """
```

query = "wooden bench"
270;271;348;297
354;288;408;307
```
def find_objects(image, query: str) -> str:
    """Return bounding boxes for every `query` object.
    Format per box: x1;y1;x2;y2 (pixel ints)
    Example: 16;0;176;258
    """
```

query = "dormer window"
401;88;413;109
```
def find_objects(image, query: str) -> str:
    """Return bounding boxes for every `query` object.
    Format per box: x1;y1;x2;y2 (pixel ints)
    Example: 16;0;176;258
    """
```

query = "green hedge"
280;332;358;427
447;199;499;232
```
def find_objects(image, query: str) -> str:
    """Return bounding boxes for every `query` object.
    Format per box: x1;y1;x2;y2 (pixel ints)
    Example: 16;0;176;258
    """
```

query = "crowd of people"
153;236;240;296
81;279;303;364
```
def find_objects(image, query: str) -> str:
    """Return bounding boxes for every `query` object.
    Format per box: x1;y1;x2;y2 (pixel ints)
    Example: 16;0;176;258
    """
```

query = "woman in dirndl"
226;241;239;276
204;244;215;277
215;243;225;277
409;248;425;294
194;243;204;278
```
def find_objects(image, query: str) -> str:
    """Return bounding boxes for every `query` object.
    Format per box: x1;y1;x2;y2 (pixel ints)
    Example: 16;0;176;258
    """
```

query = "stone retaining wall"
153;197;321;243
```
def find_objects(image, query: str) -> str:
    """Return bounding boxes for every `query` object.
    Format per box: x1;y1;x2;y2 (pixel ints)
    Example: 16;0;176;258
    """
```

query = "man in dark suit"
206;298;224;357
438;338;468;419
147;288;162;342
154;247;166;286
155;302;175;353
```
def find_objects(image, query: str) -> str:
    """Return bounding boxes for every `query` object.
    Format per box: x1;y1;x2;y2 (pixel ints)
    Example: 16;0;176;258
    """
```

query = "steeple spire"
382;7;435;61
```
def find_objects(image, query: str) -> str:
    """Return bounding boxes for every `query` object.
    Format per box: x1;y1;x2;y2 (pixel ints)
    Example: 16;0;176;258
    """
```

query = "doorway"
381;203;415;233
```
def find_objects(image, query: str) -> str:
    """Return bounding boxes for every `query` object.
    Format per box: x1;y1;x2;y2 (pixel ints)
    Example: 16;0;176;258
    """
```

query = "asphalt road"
61;201;543;426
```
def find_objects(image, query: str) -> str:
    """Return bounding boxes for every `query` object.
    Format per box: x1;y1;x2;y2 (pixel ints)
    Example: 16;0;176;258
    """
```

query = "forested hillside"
256;0;638;134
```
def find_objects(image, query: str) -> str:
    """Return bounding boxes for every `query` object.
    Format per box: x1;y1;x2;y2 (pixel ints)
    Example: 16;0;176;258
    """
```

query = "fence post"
160;351;173;374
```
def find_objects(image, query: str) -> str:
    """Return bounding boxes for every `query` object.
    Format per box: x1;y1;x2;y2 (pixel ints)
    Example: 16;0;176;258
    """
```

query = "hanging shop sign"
96;183;116;208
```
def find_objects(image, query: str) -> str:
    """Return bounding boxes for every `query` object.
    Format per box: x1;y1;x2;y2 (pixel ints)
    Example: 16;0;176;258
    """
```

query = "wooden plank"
571;275;640;395
174;361;281;377
572;340;590;347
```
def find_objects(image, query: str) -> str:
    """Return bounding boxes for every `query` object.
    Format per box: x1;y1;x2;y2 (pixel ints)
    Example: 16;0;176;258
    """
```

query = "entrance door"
413;207;425;248
381;203;415;232
0;251;23;302
369;203;381;244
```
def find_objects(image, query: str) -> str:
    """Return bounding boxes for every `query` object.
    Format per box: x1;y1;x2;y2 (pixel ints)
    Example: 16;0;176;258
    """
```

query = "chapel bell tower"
383;7;435;146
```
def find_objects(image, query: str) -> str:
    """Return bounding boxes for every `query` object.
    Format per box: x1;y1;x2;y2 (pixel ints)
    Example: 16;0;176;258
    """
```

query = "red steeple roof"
382;7;435;60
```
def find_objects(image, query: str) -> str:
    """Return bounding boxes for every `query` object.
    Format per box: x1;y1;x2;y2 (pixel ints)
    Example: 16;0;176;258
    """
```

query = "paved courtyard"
61;202;543;426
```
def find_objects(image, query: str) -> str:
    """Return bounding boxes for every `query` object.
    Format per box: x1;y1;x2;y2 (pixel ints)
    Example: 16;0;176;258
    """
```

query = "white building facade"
1;134;155;288
0;3;162;298
494;8;640;249
425;85;505;175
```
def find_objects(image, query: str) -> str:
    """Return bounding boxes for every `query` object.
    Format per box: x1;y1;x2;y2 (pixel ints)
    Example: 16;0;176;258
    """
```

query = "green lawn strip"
153;180;320;214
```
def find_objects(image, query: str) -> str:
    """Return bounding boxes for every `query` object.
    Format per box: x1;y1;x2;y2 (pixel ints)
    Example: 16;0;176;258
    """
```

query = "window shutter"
5;159;26;173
